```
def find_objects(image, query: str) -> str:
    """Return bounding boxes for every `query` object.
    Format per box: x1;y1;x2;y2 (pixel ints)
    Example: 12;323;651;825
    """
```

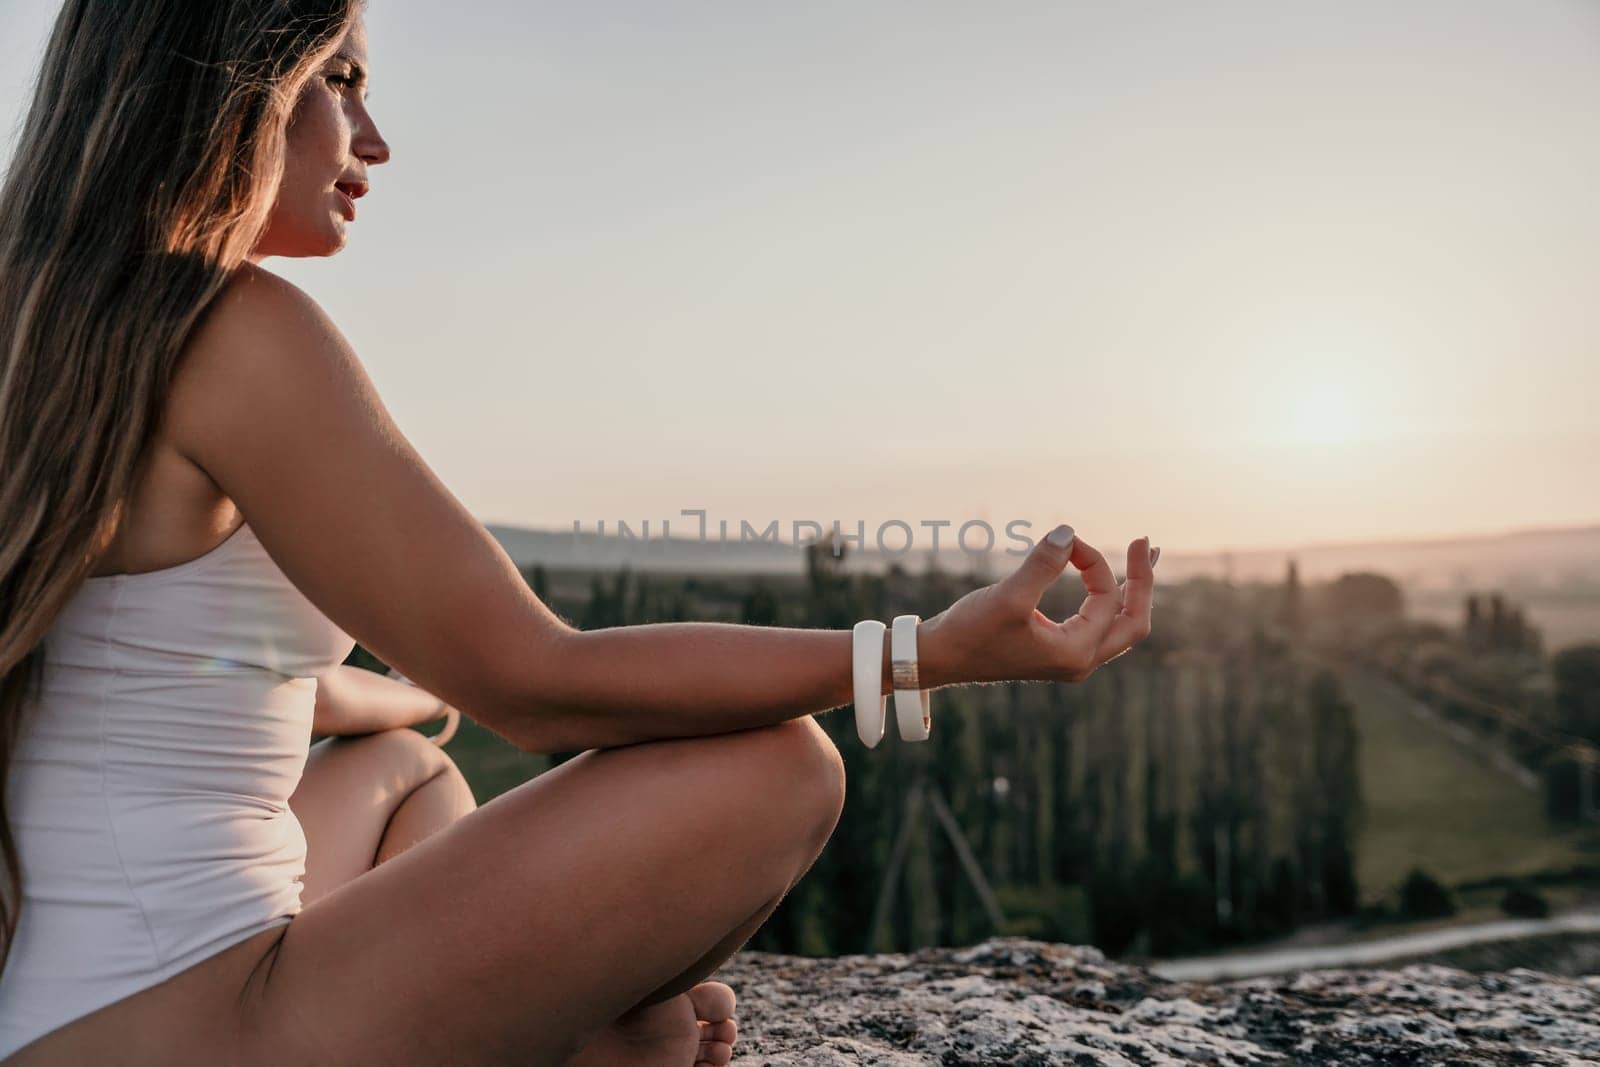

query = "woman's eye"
325;72;370;104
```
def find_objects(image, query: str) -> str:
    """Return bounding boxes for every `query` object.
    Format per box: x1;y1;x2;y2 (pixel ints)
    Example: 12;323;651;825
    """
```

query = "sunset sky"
3;0;1597;557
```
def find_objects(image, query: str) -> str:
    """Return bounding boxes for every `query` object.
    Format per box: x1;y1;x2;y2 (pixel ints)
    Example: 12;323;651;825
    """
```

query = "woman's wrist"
919;614;959;690
878;614;957;695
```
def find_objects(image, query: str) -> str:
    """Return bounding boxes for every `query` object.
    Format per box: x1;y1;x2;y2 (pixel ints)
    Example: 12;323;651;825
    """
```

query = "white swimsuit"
0;522;354;1057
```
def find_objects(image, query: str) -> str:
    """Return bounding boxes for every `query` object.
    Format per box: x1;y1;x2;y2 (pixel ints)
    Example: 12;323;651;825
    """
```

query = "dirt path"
1150;908;1600;980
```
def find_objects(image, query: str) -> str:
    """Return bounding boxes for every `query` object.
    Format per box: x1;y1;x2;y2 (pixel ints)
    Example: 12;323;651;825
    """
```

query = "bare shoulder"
188;261;327;353
164;262;396;498
167;263;360;448
202;261;326;332
156;261;568;750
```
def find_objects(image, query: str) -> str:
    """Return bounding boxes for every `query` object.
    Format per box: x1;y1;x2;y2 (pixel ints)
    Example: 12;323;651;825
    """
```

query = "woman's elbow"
475;626;581;756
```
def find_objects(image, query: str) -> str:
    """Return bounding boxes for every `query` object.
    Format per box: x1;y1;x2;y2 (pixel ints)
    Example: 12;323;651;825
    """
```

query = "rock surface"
714;937;1600;1065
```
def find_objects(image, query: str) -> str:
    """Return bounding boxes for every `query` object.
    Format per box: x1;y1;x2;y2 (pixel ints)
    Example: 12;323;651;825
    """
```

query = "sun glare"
1261;364;1374;447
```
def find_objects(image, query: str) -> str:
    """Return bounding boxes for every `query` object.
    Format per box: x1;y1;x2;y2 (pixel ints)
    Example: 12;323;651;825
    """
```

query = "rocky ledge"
715;937;1600;1065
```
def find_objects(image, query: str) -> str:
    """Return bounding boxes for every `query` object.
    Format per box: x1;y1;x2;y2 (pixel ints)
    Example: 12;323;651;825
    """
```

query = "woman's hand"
388;667;462;748
430;703;462;747
312;664;466;740
918;525;1158;687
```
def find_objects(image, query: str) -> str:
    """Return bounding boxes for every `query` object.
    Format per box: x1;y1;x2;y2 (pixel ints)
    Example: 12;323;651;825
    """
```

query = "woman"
0;1;1158;1064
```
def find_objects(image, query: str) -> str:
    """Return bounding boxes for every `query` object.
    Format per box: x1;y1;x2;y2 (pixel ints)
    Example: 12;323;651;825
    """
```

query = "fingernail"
1150;545;1161;567
1046;524;1075;548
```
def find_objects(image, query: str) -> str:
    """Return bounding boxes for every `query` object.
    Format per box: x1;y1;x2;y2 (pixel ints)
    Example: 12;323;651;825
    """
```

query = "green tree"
1553;644;1600;742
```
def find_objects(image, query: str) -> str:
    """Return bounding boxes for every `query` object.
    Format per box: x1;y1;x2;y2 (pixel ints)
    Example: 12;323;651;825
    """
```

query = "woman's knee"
352;724;458;783
745;716;847;844
376;727;474;815
573;715;845;864
297;729;471;830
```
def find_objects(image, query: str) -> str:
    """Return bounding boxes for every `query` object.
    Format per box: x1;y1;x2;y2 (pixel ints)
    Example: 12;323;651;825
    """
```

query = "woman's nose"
355;113;391;166
359;131;390;166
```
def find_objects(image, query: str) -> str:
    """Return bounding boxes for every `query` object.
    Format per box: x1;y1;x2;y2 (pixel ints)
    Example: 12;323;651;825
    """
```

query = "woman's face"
250;15;390;261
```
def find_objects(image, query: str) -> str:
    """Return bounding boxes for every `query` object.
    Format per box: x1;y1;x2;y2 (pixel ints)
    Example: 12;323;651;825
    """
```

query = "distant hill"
484;520;1600;647
1157;525;1600;649
1154;524;1600;596
486;521;1600;590
484;523;813;576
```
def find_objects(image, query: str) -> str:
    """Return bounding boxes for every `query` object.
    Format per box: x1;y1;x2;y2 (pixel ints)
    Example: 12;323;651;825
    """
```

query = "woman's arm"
532;624;895;752
169;266;1153;757
312;664;453;737
536;526;1152;752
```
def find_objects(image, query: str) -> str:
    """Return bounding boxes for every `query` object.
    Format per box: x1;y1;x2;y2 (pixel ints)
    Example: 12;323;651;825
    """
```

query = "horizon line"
479;517;1600;561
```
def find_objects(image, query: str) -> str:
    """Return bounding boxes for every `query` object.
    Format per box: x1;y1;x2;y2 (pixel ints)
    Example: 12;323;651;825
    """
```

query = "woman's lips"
334;186;356;220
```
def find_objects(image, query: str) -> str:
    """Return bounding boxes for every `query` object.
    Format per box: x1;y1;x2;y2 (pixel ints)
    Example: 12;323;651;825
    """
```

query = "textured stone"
715;936;1600;1065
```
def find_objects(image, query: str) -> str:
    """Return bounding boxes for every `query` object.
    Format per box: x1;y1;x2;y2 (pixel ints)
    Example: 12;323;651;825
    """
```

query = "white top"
0;522;354;1057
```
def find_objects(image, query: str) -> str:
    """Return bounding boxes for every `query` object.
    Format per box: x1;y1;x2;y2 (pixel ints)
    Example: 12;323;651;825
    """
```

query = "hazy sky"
3;1;1597;557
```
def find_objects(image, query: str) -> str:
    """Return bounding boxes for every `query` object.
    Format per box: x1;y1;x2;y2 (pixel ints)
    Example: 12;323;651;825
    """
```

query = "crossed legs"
251;715;847;1065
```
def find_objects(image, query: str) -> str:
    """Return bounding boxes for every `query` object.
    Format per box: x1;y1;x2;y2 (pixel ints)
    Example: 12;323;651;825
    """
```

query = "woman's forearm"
525;621;952;754
313;663;449;737
498;531;1155;754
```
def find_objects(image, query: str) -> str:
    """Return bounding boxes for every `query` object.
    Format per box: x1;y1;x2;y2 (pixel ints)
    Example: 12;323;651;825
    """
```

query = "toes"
687;980;736;1023
698;1018;737;1045
695;1040;733;1067
692;981;737;1066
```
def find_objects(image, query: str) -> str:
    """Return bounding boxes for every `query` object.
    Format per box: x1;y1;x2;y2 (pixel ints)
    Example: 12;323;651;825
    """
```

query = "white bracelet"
852;620;888;749
891;613;931;742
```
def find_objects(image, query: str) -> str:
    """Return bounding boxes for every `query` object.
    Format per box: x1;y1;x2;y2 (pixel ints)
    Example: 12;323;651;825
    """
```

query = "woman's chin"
314;217;349;254
251;219;349;259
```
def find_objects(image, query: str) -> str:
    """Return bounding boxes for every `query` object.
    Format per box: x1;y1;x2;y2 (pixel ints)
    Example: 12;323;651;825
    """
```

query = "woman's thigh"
7;730;475;1066
235;715;846;1067
289;728;475;905
6;923;288;1067
13;716;844;1067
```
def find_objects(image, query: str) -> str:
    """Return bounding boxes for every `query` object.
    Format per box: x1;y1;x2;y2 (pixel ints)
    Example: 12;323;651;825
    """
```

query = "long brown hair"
0;0;362;978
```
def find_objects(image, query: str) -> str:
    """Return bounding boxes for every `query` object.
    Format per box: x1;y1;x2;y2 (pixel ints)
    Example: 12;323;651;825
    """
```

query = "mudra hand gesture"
919;525;1158;687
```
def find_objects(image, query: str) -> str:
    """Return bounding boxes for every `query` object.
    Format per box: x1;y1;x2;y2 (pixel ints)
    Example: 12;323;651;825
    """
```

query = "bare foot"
563;980;738;1067
690;981;738;1067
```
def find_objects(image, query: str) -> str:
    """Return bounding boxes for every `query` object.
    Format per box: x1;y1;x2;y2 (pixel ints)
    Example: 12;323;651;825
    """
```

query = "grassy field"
1343;668;1600;898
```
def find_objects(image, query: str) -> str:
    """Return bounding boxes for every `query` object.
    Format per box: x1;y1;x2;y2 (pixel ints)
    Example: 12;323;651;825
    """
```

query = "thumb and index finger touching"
1002;523;1151;636
1094;535;1159;662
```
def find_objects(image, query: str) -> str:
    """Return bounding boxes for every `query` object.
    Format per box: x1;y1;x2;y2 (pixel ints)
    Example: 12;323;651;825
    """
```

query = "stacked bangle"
852;620;888;749
891;613;931;742
851;615;932;748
